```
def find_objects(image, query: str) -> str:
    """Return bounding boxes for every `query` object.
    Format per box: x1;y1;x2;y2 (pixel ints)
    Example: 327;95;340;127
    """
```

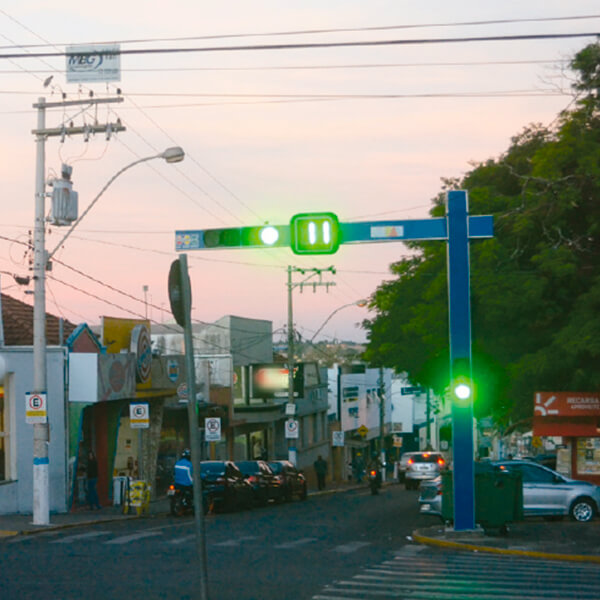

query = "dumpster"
441;464;523;533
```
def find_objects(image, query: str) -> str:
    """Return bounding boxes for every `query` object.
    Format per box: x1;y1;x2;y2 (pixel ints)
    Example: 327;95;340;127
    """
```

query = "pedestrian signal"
290;212;340;255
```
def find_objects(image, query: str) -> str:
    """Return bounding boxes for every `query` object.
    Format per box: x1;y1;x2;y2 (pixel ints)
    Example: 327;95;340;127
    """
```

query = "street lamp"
309;299;368;343
32;146;185;525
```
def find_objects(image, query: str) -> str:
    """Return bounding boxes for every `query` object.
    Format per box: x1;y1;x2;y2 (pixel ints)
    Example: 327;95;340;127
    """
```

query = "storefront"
533;391;600;484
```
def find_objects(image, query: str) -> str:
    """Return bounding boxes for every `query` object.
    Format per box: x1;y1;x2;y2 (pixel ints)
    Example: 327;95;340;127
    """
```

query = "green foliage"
363;41;600;426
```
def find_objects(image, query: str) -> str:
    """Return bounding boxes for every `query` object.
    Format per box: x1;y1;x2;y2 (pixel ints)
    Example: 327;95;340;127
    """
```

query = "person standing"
314;455;328;491
86;450;101;510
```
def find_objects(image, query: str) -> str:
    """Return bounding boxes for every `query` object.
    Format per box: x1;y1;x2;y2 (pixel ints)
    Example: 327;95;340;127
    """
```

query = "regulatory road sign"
25;392;47;424
130;402;149;429
285;419;299;439
205;417;222;442
332;431;344;447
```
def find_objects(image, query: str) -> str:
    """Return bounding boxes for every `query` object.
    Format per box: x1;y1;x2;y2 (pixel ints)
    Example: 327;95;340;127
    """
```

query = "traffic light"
451;357;473;402
201;225;287;249
290;212;340;255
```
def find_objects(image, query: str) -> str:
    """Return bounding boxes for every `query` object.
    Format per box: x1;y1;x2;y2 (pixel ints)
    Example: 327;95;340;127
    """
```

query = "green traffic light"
454;382;472;400
259;226;279;245
290;212;340;255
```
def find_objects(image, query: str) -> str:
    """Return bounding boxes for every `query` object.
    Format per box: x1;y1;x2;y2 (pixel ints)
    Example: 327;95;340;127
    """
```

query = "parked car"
404;451;447;490
418;460;600;523
200;461;254;512
396;453;413;483
235;460;284;505
268;460;307;501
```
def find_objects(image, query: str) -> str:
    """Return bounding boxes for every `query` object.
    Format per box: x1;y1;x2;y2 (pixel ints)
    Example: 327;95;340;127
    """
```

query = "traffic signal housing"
290;212;340;255
201;225;287;249
450;357;473;403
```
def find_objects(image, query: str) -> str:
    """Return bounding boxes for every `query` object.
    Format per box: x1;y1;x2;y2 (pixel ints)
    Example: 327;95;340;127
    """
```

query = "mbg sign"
66;44;121;83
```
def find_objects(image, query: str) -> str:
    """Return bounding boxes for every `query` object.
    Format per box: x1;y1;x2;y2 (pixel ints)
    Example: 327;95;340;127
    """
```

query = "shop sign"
535;392;600;417
167;359;180;383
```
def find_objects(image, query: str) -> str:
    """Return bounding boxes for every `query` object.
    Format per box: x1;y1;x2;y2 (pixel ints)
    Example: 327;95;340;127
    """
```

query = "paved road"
0;484;429;600
313;543;600;599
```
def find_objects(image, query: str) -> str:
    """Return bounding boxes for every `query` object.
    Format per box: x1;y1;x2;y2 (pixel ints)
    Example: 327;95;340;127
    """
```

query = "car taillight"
274;475;283;484
168;484;175;491
438;458;445;466
370;469;377;477
248;475;257;483
408;459;414;465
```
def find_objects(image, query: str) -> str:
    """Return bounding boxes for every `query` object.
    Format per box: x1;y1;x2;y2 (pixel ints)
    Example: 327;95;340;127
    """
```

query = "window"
0;387;7;481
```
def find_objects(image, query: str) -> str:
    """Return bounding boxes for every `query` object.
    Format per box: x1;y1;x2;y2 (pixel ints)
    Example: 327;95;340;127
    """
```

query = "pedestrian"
314;455;328;491
86;450;101;510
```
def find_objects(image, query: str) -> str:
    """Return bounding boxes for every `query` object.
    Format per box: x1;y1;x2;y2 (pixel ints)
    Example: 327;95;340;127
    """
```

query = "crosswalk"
11;526;370;555
312;545;600;599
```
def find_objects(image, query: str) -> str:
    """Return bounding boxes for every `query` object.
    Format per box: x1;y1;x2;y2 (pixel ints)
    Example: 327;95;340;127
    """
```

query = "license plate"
167;489;175;496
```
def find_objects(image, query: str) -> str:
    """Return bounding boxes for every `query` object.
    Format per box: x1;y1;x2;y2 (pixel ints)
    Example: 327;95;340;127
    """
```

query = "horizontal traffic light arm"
175;214;493;252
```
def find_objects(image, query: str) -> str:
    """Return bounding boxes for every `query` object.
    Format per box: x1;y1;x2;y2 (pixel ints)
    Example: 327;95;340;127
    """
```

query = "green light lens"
259;226;279;245
454;383;471;400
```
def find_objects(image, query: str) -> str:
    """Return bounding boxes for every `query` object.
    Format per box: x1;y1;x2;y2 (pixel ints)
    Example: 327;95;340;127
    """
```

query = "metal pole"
287;266;296;465
426;389;432;450
33;97;49;525
179;254;209;600
378;366;386;482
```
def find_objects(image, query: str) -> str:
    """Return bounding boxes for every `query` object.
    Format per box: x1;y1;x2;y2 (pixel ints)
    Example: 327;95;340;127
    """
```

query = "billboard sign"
534;392;600;417
66;44;121;83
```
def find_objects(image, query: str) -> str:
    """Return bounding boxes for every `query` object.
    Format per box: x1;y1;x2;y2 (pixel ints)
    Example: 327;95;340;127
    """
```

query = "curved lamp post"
32;147;185;525
309;299;368;343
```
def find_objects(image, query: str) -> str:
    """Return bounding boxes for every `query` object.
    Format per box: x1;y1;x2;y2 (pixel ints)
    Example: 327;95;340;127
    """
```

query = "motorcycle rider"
368;452;383;489
174;449;193;492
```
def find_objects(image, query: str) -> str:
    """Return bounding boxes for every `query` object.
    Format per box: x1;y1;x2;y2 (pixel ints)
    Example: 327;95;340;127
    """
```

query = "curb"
412;530;600;564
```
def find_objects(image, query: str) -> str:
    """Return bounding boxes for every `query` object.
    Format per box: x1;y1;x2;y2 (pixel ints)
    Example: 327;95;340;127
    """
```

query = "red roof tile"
1;293;77;346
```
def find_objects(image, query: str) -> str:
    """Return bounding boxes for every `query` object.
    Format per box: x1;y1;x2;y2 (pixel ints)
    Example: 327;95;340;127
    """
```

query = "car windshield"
268;462;283;474
236;461;260;475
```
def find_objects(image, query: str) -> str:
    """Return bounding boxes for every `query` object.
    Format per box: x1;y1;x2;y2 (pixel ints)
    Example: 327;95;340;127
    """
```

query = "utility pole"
378;366;386;482
286;266;335;465
31;95;124;525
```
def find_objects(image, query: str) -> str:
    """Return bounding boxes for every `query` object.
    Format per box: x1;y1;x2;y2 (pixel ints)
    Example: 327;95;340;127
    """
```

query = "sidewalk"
413;520;600;564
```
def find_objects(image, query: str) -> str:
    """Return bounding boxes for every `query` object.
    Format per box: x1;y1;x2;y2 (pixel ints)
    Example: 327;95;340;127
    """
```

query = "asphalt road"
0;484;430;600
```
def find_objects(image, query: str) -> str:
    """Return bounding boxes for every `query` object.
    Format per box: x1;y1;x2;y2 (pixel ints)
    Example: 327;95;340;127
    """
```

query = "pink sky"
1;2;598;343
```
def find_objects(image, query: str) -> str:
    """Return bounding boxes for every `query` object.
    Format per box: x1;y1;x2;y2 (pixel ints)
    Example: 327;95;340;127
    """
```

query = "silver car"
404;451;447;490
418;460;600;523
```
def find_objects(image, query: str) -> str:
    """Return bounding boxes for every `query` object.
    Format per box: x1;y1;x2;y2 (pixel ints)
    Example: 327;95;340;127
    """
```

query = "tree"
363;41;600;426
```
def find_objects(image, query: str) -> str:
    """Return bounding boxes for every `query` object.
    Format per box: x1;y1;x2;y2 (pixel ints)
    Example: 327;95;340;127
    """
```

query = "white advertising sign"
66;44;121;83
129;402;150;429
25;392;47;424
332;431;344;447
205;417;222;442
285;419;299;439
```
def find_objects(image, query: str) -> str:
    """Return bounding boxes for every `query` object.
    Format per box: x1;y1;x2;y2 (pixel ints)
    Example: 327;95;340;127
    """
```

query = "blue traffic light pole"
446;191;475;531
175;190;491;531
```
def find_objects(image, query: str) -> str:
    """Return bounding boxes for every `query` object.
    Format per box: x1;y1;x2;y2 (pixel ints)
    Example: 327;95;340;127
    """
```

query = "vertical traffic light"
451;357;473;403
290;212;340;255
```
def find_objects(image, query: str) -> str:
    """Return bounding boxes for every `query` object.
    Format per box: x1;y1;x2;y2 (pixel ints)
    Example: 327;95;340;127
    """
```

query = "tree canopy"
362;40;600;426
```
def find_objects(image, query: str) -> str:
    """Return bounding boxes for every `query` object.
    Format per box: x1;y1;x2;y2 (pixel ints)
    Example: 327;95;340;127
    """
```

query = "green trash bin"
441;464;523;532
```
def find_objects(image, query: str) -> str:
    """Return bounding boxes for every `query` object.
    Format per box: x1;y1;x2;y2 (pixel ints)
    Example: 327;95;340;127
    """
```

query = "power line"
1;13;598;50
1;32;598;60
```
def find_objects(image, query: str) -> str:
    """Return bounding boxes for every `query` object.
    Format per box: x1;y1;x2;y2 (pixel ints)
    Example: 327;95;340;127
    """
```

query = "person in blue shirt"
174;449;193;490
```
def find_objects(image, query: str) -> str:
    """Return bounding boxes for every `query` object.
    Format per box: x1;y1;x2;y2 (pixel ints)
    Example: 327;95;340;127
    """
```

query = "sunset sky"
1;2;598;345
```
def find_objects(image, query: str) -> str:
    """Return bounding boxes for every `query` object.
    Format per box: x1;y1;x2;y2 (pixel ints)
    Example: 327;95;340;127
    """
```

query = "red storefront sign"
534;392;600;417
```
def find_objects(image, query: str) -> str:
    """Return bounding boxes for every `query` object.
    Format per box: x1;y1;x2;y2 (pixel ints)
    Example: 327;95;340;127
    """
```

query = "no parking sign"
25;392;47;424
285;419;299;439
130;402;150;429
205;417;221;442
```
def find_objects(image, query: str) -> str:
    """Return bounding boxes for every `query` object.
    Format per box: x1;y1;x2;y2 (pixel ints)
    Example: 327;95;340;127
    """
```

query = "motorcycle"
168;484;194;516
368;468;382;495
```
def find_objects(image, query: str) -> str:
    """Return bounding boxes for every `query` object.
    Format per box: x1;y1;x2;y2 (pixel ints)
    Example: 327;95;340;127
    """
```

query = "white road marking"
104;531;163;545
332;541;371;554
214;535;259;547
50;531;111;544
274;537;317;549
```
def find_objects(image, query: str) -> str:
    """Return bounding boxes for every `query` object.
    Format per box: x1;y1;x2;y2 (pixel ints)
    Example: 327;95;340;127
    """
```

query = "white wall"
0;347;67;515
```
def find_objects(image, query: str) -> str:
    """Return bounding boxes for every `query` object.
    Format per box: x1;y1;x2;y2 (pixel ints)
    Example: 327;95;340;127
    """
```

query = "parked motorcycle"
368;468;382;495
168;484;194;516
